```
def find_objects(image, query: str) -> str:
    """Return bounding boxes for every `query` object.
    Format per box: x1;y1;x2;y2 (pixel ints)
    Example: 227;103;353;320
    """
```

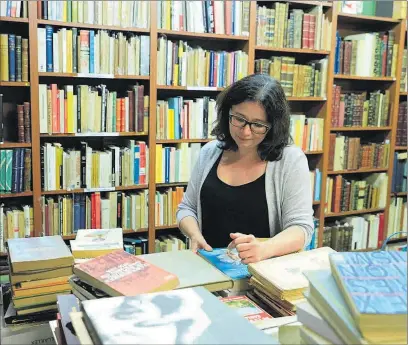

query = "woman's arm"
179;216;212;251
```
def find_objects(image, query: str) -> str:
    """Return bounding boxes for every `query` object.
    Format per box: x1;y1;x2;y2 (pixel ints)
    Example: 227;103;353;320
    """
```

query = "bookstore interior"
0;0;407;344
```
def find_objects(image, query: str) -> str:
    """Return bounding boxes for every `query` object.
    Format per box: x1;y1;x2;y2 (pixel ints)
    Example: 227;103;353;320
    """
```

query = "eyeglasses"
229;112;270;135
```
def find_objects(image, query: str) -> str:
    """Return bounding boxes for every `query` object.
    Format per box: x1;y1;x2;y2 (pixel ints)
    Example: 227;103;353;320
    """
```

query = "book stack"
246;247;335;317
5;236;73;323
298;251;407;344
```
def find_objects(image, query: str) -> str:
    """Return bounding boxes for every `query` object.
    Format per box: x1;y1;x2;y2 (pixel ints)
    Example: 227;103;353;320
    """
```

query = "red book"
73;250;180;296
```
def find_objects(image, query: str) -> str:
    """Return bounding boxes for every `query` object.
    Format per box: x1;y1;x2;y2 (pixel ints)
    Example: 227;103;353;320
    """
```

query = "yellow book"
168;109;175;139
156;144;163;183
66;30;73;73
0;34;9;81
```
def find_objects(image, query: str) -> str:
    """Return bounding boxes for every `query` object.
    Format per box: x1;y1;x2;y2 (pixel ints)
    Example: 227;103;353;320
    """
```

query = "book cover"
81;286;276;344
73;250;180;297
8;236;73;273
220;295;273;325
329;251;407;316
197;248;250;280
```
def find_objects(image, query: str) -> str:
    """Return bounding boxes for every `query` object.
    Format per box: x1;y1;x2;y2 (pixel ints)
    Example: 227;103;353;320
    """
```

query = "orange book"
73;250;180;296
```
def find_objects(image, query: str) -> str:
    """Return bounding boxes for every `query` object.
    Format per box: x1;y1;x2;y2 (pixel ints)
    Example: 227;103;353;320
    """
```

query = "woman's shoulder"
200;139;223;158
270;145;307;169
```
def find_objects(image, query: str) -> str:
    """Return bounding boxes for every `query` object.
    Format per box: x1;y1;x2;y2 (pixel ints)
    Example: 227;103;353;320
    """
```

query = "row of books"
401;49;407;92
37;0;149;29
157;37;248;87
123;235;149;256
310;170;322;203
290;115;324;152
0;34;29;82
41;191;149;236
154;234;192;253
323;214;384;251
0;205;34;250
38;27;150;76
156;142;200;184
326;173;388;214
336;0;406;19
157;0;250;36
155;187;185;227
41;141;148;191
156;96;216;140
255;57;328;98
0;98;31;144
396;101;407;147
328;135;390;171
39;83;148;134
391;152;407;193
256;2;332;51
331;87;390;128
334;31;397;77
388;196;407;238
0;148;31;194
0;1;27;18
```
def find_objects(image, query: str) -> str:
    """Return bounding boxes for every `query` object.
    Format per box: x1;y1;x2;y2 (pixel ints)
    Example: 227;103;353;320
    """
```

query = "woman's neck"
231;147;262;163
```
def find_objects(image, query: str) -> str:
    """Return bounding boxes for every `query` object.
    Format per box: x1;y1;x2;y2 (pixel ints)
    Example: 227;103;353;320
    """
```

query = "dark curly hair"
211;74;291;161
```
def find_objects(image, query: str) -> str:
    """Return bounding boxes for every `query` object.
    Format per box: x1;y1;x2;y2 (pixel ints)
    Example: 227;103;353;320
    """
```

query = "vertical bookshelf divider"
148;1;158;253
318;4;338;247
2;1;404;252
384;19;407;239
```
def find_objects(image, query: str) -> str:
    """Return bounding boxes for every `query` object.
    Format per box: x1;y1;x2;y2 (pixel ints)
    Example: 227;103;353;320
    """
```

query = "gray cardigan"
176;140;314;249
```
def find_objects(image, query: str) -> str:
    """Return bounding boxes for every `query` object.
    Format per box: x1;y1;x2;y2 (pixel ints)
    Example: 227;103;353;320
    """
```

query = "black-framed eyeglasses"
229;112;270;134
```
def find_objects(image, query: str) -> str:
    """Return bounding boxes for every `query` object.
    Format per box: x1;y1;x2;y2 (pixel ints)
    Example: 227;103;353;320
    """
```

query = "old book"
8;235;73;273
140;250;233;292
81;286;276;344
73;250;180;296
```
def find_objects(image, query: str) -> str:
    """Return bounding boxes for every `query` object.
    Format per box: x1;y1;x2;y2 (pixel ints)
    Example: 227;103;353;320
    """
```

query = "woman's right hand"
191;235;213;252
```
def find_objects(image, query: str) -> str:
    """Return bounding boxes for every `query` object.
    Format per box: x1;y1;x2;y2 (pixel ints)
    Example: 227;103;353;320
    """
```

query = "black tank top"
200;154;270;248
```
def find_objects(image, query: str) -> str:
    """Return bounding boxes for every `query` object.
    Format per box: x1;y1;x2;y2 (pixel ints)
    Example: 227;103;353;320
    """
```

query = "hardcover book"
81;286;276;344
73;250;180;296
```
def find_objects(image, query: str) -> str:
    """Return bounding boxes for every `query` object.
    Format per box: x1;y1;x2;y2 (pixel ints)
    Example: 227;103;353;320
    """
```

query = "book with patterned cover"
72;250;180;297
329;251;407;316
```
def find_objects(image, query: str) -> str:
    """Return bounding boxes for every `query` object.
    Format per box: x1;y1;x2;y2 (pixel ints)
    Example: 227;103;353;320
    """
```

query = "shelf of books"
0;0;406;255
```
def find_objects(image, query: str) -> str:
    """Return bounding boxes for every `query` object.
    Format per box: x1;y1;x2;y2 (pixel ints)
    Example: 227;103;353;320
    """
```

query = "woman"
176;74;314;264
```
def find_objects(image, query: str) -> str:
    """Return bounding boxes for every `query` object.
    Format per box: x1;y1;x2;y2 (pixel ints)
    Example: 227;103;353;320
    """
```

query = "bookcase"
0;1;406;254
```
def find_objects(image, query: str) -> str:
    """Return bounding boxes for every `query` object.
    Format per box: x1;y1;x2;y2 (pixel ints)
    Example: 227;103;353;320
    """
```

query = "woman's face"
229;101;270;151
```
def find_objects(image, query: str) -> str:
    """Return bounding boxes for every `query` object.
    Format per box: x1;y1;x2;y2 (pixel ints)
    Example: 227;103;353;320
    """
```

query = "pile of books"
5;236;73;323
246;247;335;317
297;251;407;345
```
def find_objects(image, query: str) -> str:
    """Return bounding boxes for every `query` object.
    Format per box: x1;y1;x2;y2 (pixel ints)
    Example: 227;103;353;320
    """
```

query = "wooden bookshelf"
1;2;405;254
395;146;408;151
400;91;408;96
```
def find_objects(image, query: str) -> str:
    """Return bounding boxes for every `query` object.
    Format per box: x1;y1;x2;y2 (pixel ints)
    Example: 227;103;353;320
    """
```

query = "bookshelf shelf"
0;81;30;87
41;185;148;195
391;192;408;197
40;132;148;138
0;252;7;257
156;139;212;144
156;225;179;231
400;92;408;96
0;142;31;148
0;16;28;23
286;1;332;7
337;13;400;24
387;236;407;244
38;72;150;80
313;201;320;205
327;168;388;175
304;151;323;155
157;29;249;41
330;126;392;132
156;182;188;188
0;191;33;199
395;146;408;151
325;208;386;218
255;46;330;55
157;85;224;91
334;75;395;81
287;97;326;101
36;19;150;34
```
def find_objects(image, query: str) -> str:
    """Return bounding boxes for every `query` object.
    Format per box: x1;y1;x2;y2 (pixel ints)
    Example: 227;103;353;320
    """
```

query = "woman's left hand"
228;233;267;264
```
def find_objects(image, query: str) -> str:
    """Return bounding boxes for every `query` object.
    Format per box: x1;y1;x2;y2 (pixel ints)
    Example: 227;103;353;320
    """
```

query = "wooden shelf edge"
0;192;33;199
156;182;188;187
156;139;212;144
334;74;395;81
287;97;326;101
155;225;179;230
400;91;408;96
38;72;149;80
42;185;148;195
0;81;30;87
325;208;385;218
40;132;148;138
313;201;320;205
305;151;323;155
0;252;7;257
330;126;392;132
395;146;407;151
386;236;407;244
157;85;224;91
327;168;388;175
0;16;28;23
255;45;329;55
158;29;249;41
391;192;408;197
338;13;400;23
0;142;32;148
37;19;150;33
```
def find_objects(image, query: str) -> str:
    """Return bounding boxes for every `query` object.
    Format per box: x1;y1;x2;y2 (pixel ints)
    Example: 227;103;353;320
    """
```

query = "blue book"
89;30;95;74
8;34;16;81
45;26;53;72
197;248;250;281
